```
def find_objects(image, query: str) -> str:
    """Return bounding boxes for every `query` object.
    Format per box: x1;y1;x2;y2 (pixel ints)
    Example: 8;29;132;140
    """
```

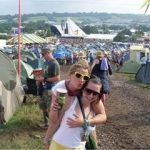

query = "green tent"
7;33;46;44
0;51;24;122
0;50;17;90
119;60;141;74
14;60;34;85
21;49;38;62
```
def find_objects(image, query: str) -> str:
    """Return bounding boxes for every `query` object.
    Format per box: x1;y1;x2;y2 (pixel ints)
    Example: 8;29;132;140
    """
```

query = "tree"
134;30;144;37
101;24;110;34
114;32;126;42
113;29;132;42
82;25;98;34
121;29;132;36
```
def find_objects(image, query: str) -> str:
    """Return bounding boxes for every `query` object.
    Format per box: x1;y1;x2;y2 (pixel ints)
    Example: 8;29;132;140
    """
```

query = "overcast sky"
0;0;149;15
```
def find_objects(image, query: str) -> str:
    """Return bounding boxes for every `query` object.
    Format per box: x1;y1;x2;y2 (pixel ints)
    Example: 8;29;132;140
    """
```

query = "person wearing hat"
77;51;88;65
91;51;111;104
35;47;60;128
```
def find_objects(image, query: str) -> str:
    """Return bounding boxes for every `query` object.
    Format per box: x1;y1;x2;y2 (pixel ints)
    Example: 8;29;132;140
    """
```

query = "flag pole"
18;0;22;78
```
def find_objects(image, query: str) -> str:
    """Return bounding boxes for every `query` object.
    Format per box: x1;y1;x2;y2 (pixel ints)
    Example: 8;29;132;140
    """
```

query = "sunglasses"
75;72;90;81
84;88;100;96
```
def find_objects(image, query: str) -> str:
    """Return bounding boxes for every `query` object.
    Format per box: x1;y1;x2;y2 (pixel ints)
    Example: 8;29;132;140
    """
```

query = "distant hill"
0;13;150;26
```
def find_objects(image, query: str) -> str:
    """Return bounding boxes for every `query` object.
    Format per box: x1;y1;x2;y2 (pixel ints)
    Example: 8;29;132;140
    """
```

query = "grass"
0;101;45;149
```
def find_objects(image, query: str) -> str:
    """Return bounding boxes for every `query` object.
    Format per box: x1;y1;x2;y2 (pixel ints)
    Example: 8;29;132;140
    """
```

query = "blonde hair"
69;60;90;75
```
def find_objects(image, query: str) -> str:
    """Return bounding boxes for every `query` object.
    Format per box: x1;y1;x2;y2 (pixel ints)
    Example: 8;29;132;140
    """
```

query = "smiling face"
82;80;102;104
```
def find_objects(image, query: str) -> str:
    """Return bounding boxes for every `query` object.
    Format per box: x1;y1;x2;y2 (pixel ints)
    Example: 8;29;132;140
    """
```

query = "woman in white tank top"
44;61;106;150
49;77;103;150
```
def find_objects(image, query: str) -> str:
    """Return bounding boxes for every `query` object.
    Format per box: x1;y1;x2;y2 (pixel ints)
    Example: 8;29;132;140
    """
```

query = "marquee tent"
7;34;46;44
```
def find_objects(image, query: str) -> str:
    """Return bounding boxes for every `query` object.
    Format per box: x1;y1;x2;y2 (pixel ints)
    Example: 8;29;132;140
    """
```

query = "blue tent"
53;44;71;59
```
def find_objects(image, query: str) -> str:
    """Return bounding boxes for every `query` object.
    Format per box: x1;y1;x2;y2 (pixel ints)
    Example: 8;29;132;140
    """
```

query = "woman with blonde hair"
44;60;106;149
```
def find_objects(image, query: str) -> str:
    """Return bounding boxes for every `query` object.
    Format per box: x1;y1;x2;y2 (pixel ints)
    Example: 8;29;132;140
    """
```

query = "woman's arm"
91;59;99;70
44;95;74;149
49;94;73;123
49;94;61;123
89;100;107;126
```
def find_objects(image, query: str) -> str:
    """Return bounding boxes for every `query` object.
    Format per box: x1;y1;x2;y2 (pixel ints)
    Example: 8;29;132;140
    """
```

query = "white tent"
62;18;86;37
52;18;86;37
85;34;117;41
0;39;6;49
0;51;24;123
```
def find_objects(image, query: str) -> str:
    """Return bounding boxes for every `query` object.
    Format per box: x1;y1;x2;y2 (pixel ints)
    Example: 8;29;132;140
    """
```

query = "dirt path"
97;73;150;149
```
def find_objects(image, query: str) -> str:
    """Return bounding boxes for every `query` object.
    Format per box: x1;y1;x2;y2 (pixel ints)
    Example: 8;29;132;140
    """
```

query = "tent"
14;60;34;85
85;34;117;41
7;34;46;44
53;45;71;59
119;60;141;74
0;50;17;90
120;44;150;74
21;49;38;62
135;62;150;84
51;18;86;37
0;51;24;123
130;44;150;63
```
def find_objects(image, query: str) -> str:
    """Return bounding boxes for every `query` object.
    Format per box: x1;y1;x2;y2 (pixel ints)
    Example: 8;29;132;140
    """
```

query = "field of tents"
0;18;150;128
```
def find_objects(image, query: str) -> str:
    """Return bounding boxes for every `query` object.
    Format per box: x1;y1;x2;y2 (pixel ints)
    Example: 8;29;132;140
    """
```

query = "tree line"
0;12;149;42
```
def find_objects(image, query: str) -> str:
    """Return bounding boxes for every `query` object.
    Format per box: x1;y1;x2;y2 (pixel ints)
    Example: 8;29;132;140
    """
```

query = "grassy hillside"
0;13;150;26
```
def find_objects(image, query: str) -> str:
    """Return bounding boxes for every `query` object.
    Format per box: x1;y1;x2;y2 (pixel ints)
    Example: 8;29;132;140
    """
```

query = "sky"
0;0;149;15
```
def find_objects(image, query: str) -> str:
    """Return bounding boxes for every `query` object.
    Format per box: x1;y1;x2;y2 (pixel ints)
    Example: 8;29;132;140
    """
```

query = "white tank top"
52;80;95;148
53;97;83;148
53;97;95;148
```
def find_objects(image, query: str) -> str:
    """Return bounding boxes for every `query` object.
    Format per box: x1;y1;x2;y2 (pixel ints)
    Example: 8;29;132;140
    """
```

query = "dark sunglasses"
84;88;100;96
75;72;90;81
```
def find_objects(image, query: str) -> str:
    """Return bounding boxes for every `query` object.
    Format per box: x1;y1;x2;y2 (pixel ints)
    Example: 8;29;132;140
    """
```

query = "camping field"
0;65;150;149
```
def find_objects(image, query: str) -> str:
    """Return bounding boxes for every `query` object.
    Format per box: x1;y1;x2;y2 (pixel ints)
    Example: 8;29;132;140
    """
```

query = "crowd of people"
33;45;115;150
22;38;128;68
